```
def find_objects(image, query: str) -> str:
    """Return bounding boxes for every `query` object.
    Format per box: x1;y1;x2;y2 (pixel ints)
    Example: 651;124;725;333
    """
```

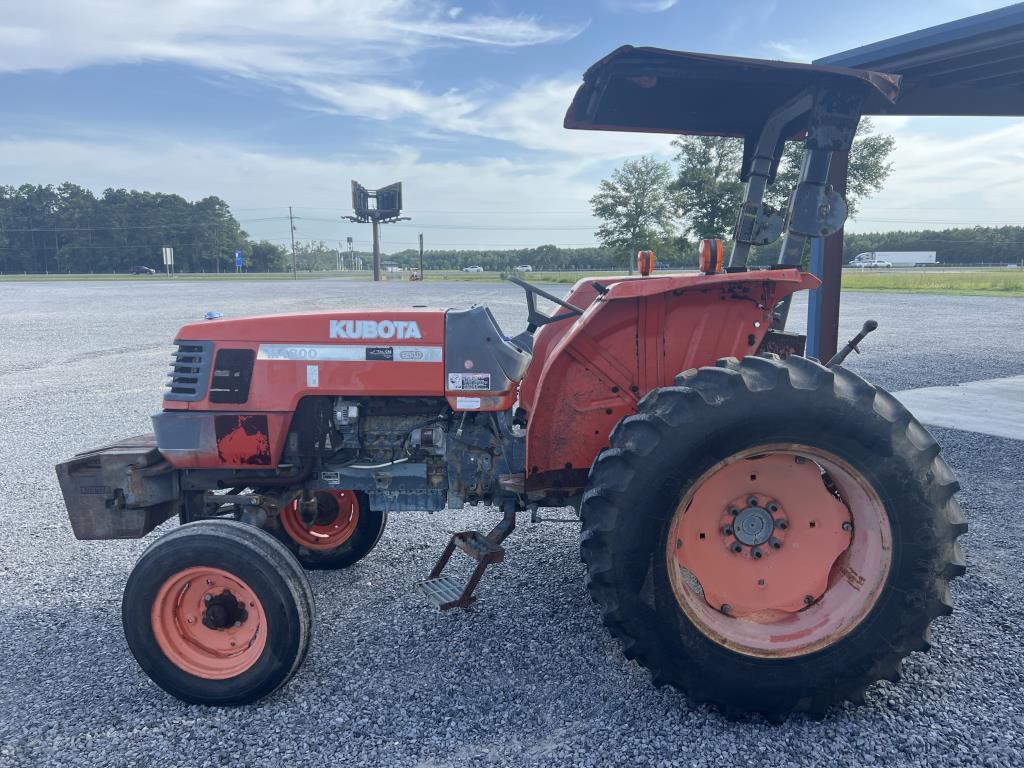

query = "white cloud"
604;0;679;12
0;2;583;75
849;117;1024;232
1;1;595;156
289;74;673;158
0;135;616;249
762;41;817;62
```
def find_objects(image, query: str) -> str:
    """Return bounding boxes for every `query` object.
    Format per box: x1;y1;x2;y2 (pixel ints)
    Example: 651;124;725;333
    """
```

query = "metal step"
416;575;472;609
417;506;517;611
452;530;505;562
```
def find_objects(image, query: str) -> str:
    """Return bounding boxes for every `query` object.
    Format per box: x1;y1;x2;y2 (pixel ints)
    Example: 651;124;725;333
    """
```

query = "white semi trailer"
850;251;937;267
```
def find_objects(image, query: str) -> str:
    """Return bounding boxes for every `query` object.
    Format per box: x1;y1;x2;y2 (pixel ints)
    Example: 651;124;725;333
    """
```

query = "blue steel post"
806;150;849;361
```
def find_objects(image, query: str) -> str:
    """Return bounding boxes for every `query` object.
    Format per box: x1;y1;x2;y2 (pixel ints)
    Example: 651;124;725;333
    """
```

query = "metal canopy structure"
816;3;1024;115
565;4;1024;361
803;3;1024;359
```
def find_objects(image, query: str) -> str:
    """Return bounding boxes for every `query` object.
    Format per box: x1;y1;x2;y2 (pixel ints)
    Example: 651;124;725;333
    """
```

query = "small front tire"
123;519;314;705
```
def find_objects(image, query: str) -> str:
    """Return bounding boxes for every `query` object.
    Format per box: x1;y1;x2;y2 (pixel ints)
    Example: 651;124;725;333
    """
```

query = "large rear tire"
274;490;386;570
123;519;314;705
580;354;966;719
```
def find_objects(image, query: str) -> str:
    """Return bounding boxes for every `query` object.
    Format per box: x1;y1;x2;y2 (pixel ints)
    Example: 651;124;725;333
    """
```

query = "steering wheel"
507;275;583;334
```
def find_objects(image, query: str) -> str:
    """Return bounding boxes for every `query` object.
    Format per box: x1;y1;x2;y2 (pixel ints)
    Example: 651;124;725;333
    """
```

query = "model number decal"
257;345;442;363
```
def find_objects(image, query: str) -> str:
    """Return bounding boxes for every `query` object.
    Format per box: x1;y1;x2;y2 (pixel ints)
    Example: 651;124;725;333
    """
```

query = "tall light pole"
289;206;297;280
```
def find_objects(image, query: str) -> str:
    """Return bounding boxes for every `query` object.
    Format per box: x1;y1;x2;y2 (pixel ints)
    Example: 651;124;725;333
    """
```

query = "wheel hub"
201;590;249;630
672;453;853;618
734;506;774;546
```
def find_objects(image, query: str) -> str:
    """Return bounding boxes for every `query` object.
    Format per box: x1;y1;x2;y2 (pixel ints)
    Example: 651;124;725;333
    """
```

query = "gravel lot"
1;278;1021;767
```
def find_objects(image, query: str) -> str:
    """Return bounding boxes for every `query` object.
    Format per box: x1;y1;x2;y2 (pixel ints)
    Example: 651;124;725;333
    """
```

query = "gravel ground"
0;278;1021;767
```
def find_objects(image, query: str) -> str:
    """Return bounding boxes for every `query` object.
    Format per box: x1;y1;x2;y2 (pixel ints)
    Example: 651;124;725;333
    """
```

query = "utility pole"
289;206;297;280
419;232;424;279
371;219;381;282
347;236;354;271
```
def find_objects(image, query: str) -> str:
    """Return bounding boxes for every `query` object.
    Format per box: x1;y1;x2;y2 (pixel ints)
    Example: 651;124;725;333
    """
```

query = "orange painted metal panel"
523;270;818;487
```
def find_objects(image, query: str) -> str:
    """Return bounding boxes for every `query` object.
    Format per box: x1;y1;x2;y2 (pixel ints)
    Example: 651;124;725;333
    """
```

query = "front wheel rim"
280;490;360;552
666;445;892;658
151;566;267;679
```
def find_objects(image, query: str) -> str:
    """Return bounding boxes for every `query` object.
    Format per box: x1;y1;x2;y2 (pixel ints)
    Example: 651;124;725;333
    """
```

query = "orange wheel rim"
666;445;892;658
280;491;360;552
151;566;267;679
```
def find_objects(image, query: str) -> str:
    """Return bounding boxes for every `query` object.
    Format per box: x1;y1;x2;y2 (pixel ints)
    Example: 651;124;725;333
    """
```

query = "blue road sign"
235;250;243;268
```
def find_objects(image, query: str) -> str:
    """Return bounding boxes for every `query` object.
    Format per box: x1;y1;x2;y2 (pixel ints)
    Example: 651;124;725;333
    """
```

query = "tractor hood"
173;310;446;345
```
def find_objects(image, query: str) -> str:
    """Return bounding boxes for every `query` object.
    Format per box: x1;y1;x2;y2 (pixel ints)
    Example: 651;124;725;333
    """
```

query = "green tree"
669;136;745;241
671;119;895;242
590;155;677;274
248;240;289;272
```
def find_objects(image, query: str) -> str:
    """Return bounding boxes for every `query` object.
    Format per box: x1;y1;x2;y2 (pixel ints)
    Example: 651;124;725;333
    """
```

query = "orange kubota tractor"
57;48;965;718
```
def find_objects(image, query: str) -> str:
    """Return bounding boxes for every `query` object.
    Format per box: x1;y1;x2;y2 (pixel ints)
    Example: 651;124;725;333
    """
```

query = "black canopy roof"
563;46;901;141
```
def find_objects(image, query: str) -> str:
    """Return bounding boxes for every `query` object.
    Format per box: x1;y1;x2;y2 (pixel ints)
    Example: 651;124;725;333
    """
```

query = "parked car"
130;266;157;274
514;264;533;272
462;266;484;273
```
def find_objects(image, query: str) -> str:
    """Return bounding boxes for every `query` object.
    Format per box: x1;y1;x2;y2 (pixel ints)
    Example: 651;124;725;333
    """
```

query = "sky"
1;0;1022;254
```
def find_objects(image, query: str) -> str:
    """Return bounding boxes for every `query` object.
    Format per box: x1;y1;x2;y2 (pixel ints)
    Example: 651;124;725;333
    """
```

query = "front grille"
166;341;213;402
209;348;256;404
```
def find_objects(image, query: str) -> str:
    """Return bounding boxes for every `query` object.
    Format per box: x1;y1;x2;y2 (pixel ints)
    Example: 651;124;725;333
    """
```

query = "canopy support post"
807;150;849;362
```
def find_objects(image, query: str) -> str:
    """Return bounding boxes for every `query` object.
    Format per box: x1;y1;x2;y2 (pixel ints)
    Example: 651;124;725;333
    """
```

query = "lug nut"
720;604;731;615
747;497;758;507
767;502;779;513
775;519;788;530
842;521;854;532
769;537;781;549
751;548;763;559
804;595;814;605
722;526;734;536
729;508;739;516
731;543;743;554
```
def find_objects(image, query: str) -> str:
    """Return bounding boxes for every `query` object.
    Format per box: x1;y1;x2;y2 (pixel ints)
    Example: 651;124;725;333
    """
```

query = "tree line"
4;131;1019;276
0;183;290;274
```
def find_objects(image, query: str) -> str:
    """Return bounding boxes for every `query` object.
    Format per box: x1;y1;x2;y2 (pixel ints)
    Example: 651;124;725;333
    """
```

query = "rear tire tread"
580;354;966;719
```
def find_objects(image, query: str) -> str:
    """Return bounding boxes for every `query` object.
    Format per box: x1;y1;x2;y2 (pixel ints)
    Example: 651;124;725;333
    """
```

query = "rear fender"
523;270;818;495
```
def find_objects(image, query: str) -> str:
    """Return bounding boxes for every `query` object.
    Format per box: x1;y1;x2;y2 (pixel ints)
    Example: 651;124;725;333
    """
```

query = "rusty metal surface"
417;507;516;610
757;329;807;358
564;46;901;139
55;435;179;539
